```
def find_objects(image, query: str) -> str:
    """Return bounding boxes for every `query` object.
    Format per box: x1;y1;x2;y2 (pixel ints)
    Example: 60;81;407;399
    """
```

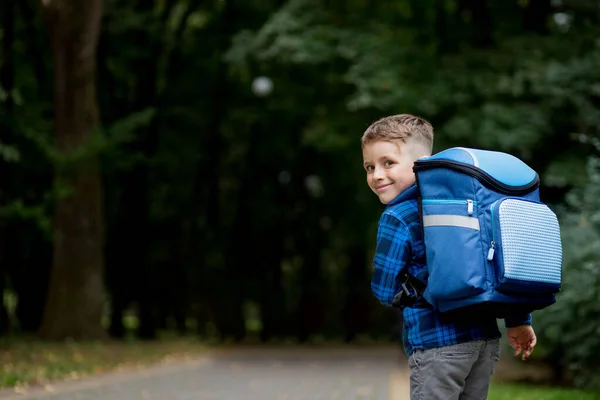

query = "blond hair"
361;114;434;156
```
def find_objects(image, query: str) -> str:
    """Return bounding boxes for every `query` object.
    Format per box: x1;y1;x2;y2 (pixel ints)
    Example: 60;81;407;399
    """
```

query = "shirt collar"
386;184;418;207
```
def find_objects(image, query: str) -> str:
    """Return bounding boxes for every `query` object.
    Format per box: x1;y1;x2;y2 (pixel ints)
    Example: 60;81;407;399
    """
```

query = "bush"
535;157;600;389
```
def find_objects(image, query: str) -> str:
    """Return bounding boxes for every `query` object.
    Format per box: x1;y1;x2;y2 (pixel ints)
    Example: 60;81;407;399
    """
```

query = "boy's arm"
371;214;411;307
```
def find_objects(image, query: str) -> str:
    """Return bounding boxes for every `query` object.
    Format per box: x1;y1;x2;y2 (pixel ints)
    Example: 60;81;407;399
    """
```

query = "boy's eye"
365;165;374;172
384;160;394;167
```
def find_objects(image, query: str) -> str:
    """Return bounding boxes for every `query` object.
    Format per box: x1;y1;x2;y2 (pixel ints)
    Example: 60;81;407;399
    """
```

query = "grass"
489;348;600;400
489;382;600;400
0;335;207;390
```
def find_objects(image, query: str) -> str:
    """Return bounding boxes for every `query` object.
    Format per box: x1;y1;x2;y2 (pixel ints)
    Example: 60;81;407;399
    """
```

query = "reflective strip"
423;215;480;230
456;147;479;167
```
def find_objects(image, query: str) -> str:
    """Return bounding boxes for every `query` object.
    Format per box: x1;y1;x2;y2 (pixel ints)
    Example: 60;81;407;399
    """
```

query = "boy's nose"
373;166;385;180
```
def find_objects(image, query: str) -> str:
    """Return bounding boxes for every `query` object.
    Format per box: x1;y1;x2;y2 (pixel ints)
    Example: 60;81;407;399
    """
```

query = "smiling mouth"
375;184;392;192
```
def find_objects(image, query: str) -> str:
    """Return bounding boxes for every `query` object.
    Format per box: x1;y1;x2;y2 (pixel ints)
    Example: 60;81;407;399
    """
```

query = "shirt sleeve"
504;313;532;328
371;213;412;307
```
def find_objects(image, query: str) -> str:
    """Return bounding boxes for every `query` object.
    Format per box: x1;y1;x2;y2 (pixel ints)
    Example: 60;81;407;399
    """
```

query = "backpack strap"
391;191;428;309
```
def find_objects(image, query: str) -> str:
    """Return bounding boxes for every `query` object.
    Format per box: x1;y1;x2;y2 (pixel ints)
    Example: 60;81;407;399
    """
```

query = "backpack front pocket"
489;198;562;294
421;199;487;305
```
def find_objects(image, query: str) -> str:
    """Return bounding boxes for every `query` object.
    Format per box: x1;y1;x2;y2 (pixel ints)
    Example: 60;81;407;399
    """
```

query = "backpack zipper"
488;201;498;261
414;160;539;196
421;199;476;216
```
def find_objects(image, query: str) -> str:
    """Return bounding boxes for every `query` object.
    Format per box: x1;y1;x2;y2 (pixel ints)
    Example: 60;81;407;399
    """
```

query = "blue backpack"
412;147;562;318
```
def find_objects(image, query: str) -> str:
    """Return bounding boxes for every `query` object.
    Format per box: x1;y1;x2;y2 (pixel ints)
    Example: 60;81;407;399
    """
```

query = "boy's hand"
506;325;537;361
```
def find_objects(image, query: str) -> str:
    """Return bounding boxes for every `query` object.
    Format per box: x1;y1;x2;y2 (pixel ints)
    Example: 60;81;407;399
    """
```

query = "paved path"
0;346;410;400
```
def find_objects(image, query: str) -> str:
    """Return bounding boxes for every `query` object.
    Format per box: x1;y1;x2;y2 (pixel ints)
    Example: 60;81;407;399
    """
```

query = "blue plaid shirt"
371;184;531;355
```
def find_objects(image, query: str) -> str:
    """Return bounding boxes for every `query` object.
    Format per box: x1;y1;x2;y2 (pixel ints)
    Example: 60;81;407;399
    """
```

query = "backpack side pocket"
489;198;562;294
421;199;487;307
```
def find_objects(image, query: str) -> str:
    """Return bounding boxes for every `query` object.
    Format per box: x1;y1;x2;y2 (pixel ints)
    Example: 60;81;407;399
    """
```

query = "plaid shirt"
371;184;531;356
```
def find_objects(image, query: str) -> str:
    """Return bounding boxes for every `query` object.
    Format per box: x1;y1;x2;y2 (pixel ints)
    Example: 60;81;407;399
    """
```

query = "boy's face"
362;140;417;204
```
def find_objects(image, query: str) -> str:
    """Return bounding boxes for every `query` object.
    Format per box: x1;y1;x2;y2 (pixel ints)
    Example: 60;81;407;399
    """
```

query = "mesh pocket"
495;199;562;292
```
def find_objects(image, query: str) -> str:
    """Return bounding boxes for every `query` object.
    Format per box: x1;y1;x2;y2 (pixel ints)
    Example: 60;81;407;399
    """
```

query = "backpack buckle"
391;272;423;308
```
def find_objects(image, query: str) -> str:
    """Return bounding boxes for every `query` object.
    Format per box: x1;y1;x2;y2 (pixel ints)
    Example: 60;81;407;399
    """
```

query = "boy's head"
361;114;434;204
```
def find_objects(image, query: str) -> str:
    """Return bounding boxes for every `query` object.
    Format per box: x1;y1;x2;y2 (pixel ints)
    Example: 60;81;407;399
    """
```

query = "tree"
38;0;106;340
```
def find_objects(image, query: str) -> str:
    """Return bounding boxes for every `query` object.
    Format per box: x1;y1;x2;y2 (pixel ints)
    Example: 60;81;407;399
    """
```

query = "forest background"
1;0;599;391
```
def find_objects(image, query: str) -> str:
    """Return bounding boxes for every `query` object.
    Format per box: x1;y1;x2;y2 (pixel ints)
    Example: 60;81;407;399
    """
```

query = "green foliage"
0;141;20;163
226;0;335;69
224;0;600;387
21;108;155;173
535;156;600;389
4;0;600;379
0;200;52;239
101;108;157;171
228;0;600;169
0;106;154;236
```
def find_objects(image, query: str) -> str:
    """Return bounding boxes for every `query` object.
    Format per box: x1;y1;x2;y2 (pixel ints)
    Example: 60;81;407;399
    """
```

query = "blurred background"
1;0;600;392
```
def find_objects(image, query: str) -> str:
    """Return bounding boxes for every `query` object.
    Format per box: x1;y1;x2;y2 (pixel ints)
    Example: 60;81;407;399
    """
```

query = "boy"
361;114;537;400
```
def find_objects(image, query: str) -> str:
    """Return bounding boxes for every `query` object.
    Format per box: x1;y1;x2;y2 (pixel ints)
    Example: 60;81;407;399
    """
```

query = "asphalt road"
0;346;410;400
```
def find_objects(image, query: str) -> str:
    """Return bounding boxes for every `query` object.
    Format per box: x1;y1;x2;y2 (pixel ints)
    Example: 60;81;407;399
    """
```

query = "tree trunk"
38;0;107;340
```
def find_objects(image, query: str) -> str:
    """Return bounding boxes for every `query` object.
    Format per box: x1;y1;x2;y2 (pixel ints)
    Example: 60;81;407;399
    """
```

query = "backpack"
411;147;562;318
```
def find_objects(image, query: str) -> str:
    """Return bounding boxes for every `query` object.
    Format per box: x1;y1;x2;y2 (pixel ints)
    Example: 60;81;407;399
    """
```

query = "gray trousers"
408;339;500;400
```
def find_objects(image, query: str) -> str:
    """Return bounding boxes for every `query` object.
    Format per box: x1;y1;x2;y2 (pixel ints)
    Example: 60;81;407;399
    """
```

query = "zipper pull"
467;199;474;215
487;241;495;261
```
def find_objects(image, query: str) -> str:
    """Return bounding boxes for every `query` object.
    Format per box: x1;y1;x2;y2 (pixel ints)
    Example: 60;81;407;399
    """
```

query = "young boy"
361;114;537;400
